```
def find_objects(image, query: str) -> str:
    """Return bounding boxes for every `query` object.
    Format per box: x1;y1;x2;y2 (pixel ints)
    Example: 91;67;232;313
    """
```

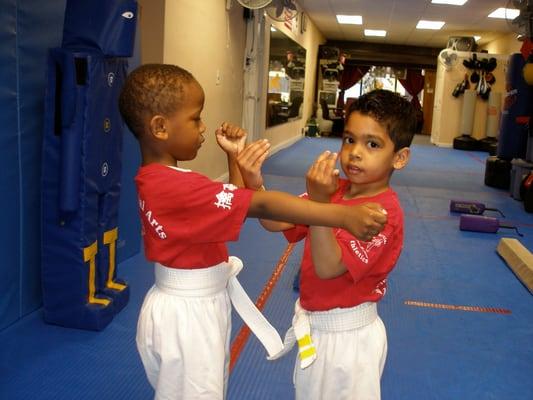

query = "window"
344;66;408;99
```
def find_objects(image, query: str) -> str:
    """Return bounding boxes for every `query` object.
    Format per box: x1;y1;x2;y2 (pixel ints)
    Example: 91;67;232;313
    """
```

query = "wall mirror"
266;27;306;128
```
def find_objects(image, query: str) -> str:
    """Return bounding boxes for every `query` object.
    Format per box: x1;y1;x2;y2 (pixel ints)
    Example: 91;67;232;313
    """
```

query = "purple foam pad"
459;214;499;233
450;200;485;214
450;199;505;217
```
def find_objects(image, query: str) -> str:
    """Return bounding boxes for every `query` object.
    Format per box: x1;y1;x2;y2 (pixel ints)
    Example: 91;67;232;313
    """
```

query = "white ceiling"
298;0;519;48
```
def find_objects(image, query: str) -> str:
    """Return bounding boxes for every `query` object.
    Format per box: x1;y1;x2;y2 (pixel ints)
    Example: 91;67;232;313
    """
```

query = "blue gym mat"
1;136;532;399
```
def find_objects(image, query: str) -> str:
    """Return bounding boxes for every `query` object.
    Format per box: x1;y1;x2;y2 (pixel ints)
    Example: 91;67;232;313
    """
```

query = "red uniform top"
134;164;253;269
284;179;404;311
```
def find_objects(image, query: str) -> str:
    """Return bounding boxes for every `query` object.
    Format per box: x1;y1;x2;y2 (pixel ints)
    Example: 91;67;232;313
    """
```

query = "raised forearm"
309;226;346;278
227;153;245;187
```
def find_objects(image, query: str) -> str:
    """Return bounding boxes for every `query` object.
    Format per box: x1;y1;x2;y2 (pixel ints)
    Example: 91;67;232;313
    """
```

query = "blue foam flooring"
1;136;533;399
0;253;154;399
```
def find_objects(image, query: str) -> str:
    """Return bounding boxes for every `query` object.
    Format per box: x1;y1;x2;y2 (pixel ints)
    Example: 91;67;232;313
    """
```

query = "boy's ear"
393;147;410;170
149;115;168;140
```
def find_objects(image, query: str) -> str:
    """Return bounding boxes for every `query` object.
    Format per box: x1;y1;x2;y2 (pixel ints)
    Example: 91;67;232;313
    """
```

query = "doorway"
422;69;436;135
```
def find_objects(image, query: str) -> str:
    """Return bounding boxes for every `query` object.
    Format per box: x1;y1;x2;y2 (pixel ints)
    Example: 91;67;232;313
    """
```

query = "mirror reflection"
266;27;306;128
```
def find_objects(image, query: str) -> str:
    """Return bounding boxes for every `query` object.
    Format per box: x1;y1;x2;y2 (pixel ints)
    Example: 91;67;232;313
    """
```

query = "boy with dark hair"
118;64;387;400
247;89;417;399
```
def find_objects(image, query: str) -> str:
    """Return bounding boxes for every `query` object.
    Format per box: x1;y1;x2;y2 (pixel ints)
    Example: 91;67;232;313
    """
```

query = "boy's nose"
199;120;207;132
349;149;362;160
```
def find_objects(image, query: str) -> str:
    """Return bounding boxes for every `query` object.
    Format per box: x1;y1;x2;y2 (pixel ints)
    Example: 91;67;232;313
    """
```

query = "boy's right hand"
237;139;270;190
345;203;387;242
306;150;340;203
215;122;247;156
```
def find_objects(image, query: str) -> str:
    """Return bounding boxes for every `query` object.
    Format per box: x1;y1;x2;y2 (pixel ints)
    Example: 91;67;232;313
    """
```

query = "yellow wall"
161;0;247;178
481;32;522;55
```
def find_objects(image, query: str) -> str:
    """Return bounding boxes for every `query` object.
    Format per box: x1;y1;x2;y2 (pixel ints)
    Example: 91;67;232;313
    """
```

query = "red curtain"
399;69;425;110
336;65;370;110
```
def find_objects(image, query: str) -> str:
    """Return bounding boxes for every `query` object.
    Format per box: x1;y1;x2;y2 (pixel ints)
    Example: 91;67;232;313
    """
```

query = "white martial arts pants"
293;302;388;400
136;257;283;400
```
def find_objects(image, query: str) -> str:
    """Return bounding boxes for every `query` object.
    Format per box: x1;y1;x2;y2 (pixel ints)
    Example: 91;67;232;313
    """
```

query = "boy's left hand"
237;139;270;190
306;151;339;202
215;122;247;155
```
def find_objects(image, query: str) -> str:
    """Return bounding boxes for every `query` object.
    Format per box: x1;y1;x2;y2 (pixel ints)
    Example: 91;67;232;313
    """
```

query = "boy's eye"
367;141;380;149
343;136;354;144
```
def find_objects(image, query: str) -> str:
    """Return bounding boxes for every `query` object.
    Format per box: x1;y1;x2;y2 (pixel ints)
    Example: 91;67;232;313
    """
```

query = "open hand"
345;202;387;242
237;139;270;189
306;151;340;202
215;122;247;155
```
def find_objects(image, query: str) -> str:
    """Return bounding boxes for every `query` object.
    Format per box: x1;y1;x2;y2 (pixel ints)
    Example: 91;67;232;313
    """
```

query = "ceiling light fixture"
431;0;468;5
416;20;445;30
488;8;519;19
364;29;387;37
336;15;363;25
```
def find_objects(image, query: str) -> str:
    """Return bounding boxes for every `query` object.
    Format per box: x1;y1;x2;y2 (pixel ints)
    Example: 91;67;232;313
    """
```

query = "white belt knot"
269;300;378;369
154;257;284;358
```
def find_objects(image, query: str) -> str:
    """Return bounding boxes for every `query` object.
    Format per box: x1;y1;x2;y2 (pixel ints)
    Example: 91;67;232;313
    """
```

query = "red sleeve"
337;205;402;282
139;167;253;244
176;174;253;243
283;224;308;243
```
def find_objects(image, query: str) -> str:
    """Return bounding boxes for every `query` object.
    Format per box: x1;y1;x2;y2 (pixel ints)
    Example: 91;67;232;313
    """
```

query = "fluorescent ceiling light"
488;8;519;19
431;0;468;5
364;29;387;37
416;20;445;30
336;15;363;25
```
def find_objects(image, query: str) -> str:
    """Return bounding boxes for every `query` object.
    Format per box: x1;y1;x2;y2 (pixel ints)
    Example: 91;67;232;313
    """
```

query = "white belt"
154;256;283;358
269;300;378;368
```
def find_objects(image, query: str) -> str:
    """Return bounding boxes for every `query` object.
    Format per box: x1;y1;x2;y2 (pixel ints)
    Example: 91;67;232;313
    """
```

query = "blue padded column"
0;0;66;332
17;0;67;317
0;0;22;331
41;51;131;330
41;0;137;330
497;53;530;160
